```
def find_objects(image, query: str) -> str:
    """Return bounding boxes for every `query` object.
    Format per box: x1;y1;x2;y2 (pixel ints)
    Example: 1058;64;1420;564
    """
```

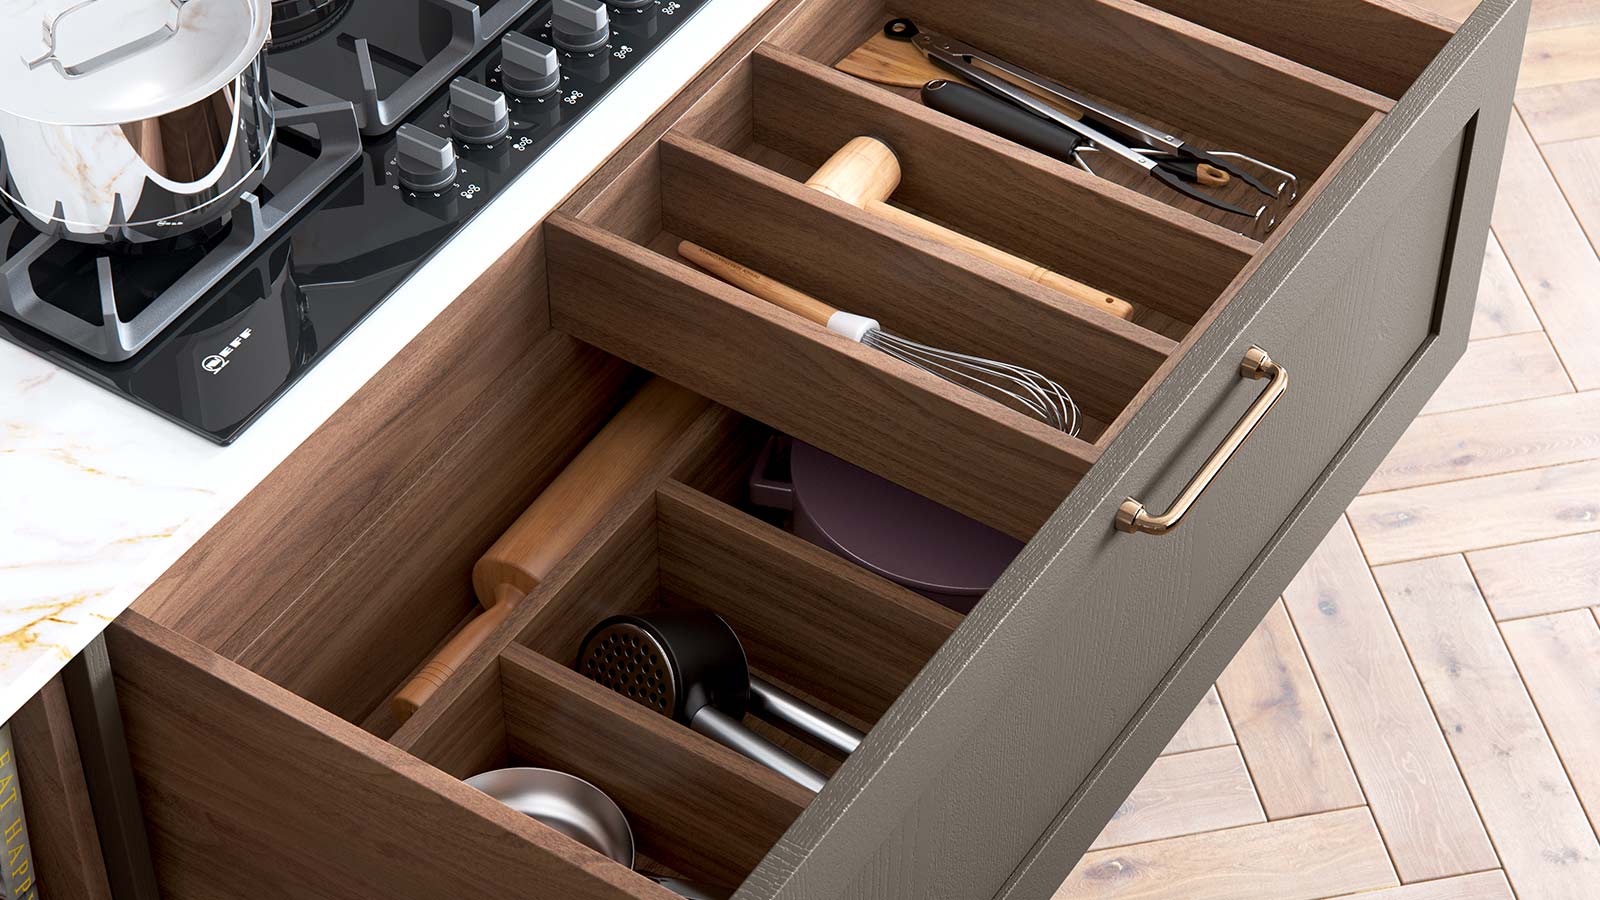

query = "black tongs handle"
921;80;1084;165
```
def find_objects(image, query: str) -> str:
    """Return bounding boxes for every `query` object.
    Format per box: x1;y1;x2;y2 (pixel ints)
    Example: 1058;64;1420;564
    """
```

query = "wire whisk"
678;241;1081;436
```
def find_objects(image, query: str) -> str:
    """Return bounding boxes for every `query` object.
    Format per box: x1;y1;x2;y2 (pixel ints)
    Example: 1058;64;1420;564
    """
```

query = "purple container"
748;438;1023;614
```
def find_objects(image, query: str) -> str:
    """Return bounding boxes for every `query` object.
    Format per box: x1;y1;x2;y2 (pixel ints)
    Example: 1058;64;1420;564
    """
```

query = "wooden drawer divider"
656;133;1174;426
743;45;1260;324
548;214;1096;539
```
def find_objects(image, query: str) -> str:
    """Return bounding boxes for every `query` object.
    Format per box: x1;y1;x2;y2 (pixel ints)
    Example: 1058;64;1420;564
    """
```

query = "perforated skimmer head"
579;620;677;717
577;610;753;724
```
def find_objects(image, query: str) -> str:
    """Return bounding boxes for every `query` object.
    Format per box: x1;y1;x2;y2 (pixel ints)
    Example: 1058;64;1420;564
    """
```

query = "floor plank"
1347;457;1600;565
1058;808;1397;900
1467;531;1600;619
1419;332;1571;415
1528;0;1600;32
1318;870;1512;899
1282;520;1496;883
1471;232;1544;340
1542;136;1600;255
1375;556;1600;900
1491;114;1600;389
1498;611;1600;837
1089;747;1265;851
1518;24;1600;88
1517;79;1600;144
1216;602;1364;820
1162;686;1234;755
1364;391;1600;494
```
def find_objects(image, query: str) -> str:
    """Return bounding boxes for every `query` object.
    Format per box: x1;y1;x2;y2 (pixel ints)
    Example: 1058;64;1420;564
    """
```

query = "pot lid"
790;441;1024;597
0;0;270;126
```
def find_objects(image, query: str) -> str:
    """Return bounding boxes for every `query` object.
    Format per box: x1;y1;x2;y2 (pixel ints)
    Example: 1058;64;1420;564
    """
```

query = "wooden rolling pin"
391;378;712;722
803;136;1136;320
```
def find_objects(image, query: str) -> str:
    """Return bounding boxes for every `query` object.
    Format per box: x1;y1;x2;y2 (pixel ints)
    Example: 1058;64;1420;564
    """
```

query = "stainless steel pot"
0;0;275;244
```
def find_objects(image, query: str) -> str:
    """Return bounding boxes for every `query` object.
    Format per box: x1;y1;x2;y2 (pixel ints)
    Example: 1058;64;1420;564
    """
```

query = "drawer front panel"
740;2;1527;898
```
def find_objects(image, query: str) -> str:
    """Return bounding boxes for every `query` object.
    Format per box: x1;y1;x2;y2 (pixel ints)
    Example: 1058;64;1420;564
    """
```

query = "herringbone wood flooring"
1058;2;1600;896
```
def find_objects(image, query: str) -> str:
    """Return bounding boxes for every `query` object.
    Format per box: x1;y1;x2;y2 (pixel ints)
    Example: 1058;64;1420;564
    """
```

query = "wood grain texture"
1471;232;1543;339
1467;531;1600;619
500;644;810;887
547;213;1095;539
10;678;114;900
1499;610;1600;837
1491;113;1600;388
1282;519;1496;882
1541;136;1600;252
1320;870;1514;900
1348;457;1600;565
107;613;664;900
1088;746;1264;851
132;224;554;650
655;482;957;726
1365;391;1600;493
1419;332;1571;415
1516;78;1600;143
1162;687;1235;755
230;335;632;729
746;46;1257;324
1519;23;1600;87
1059;808;1397;900
656;134;1174;426
1375;555;1600;900
902;0;1391;183
1136;0;1455;98
1216;601;1364;819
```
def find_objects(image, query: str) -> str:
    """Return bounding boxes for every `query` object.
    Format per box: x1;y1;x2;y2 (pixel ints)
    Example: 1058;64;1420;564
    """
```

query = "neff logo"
202;327;253;375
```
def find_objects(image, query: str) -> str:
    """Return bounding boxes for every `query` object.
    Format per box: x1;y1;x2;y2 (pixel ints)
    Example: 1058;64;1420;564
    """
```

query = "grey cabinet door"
738;2;1528;899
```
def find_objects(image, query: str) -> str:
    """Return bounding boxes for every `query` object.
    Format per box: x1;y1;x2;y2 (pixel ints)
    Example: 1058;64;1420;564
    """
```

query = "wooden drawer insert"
38;0;1525;898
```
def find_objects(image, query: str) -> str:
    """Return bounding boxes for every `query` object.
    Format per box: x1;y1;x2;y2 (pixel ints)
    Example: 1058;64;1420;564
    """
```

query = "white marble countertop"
0;0;777;726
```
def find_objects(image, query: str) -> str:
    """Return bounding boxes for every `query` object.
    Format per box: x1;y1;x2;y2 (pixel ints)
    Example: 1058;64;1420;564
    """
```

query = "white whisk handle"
827;311;880;343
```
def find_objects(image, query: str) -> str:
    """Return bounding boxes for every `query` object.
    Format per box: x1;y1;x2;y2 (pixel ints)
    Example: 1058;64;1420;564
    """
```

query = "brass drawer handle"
1116;346;1288;536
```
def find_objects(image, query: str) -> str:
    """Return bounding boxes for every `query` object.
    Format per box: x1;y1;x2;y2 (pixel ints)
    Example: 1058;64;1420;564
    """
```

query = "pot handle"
747;436;796;512
26;0;190;79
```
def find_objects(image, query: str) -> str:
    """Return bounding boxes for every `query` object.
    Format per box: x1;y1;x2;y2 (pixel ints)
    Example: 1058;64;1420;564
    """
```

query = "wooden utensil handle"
391;600;513;722
679;241;839;326
863;201;1136;320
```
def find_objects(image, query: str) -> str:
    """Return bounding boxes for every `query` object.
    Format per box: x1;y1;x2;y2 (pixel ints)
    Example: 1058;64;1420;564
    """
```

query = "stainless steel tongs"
886;18;1298;225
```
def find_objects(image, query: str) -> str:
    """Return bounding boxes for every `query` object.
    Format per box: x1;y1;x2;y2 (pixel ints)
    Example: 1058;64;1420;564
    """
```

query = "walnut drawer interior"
95;1;1462;898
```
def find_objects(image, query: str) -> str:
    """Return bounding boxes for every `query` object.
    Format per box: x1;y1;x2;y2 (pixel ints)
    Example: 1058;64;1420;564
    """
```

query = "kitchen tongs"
886;19;1298;222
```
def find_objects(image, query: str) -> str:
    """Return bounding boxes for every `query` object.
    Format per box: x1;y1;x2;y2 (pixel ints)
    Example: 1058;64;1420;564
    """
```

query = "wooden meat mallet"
391;378;711;722
803;136;1135;320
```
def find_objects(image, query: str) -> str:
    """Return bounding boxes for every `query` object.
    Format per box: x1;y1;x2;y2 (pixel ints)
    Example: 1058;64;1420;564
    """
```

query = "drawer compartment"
397;476;964;892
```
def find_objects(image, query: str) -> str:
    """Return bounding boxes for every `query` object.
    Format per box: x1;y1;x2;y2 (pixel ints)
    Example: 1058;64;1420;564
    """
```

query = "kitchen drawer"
103;0;1528;898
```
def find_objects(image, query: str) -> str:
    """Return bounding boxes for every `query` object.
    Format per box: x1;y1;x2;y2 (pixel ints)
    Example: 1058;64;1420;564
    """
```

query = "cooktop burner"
270;0;359;50
0;0;708;444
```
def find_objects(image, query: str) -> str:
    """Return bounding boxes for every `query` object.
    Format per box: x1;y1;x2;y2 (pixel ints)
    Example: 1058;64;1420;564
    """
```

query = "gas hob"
0;0;707;444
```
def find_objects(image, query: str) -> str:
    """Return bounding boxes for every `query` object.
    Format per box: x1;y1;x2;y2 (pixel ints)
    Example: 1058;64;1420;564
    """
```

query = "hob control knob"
552;0;609;52
449;78;511;143
608;0;653;9
500;32;561;98
396;124;457;192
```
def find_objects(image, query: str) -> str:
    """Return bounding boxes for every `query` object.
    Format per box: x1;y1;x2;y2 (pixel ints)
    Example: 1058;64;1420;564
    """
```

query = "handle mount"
1115;346;1287;536
26;0;189;79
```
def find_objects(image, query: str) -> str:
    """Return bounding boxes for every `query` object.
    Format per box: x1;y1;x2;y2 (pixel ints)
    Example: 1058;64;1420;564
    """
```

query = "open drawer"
105;0;1528;898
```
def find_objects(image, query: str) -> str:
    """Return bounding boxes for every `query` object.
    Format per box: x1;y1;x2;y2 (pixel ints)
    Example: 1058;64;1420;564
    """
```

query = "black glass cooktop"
0;0;706;444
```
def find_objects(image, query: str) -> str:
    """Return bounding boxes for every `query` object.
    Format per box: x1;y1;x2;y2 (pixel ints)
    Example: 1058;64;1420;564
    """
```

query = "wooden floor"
1058;2;1600;898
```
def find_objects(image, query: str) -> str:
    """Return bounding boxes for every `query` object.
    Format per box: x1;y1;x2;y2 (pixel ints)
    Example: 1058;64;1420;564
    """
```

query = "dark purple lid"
790;441;1024;597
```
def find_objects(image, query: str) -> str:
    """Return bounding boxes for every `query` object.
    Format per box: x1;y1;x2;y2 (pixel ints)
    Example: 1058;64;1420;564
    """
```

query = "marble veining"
0;0;775;726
